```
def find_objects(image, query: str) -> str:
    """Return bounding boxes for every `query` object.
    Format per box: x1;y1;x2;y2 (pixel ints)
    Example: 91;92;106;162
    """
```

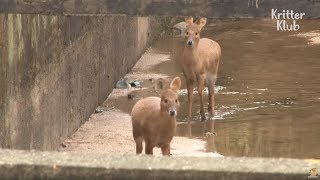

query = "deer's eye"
195;32;198;35
175;99;178;103
186;32;189;35
164;99;168;103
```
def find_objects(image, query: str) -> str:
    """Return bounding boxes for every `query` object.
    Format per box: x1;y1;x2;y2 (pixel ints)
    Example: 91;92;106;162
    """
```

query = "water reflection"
185;19;320;159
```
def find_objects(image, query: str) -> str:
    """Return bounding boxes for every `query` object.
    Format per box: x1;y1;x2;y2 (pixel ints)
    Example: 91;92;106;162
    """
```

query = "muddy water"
109;19;320;159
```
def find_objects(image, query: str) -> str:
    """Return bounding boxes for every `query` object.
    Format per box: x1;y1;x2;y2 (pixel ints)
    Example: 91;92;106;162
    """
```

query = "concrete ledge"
1;0;320;18
0;150;319;180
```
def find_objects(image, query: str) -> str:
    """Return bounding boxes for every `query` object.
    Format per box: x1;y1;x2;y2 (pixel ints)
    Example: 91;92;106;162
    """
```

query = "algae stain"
51;16;58;30
7;14;14;67
42;15;48;29
31;16;38;49
37;14;40;30
16;14;22;39
16;14;24;61
6;98;19;145
49;16;60;62
7;14;25;64
247;0;259;8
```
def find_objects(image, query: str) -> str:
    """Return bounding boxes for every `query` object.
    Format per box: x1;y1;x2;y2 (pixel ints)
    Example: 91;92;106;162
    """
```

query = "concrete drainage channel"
1;0;320;179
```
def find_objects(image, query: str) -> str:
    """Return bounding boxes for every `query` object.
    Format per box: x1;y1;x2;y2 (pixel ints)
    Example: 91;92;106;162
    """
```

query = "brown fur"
131;77;181;155
181;17;221;134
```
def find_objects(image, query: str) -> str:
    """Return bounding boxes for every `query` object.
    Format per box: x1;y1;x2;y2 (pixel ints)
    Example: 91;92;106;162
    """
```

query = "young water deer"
131;77;181;155
181;17;221;135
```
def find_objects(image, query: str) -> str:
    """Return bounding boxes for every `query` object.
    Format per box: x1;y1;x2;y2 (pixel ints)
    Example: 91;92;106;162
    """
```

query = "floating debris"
179;86;226;96
256;88;268;91
95;106;105;113
215;85;226;93
115;78;131;89
253;101;266;104
129;80;142;88
244;41;255;44
220;91;239;95
242;107;260;111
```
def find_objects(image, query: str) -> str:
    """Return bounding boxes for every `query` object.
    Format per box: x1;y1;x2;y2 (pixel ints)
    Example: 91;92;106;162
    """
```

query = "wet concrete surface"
1;149;320;180
62;19;320;159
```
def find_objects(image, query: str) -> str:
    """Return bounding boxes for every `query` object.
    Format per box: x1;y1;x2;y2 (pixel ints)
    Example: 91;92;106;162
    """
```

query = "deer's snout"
187;40;193;46
169;110;176;117
168;107;177;117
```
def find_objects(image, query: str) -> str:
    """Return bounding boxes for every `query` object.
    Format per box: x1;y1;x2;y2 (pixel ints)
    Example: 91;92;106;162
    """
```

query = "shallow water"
109;19;320;159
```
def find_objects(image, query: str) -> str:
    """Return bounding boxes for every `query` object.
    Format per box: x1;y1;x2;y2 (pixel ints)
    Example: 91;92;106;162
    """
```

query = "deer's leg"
161;144;171;156
208;84;215;119
204;83;217;152
207;82;215;133
133;122;143;154
134;137;143;154
186;79;194;137
145;141;154;155
198;75;206;122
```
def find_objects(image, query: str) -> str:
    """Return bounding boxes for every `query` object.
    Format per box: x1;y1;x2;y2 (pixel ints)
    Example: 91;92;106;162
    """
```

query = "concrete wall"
0;0;320;18
0;150;319;180
0;14;164;150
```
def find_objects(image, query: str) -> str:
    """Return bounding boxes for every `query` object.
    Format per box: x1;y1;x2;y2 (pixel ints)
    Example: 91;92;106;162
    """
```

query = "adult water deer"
181;17;221;136
131;77;181;155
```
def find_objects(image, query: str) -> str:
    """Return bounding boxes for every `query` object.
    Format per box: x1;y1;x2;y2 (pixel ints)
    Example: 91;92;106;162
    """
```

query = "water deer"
131;77;181;155
180;17;221;136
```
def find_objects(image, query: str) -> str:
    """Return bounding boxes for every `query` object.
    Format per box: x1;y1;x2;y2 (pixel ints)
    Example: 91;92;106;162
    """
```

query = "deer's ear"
170;77;181;93
195;17;207;29
185;16;193;25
